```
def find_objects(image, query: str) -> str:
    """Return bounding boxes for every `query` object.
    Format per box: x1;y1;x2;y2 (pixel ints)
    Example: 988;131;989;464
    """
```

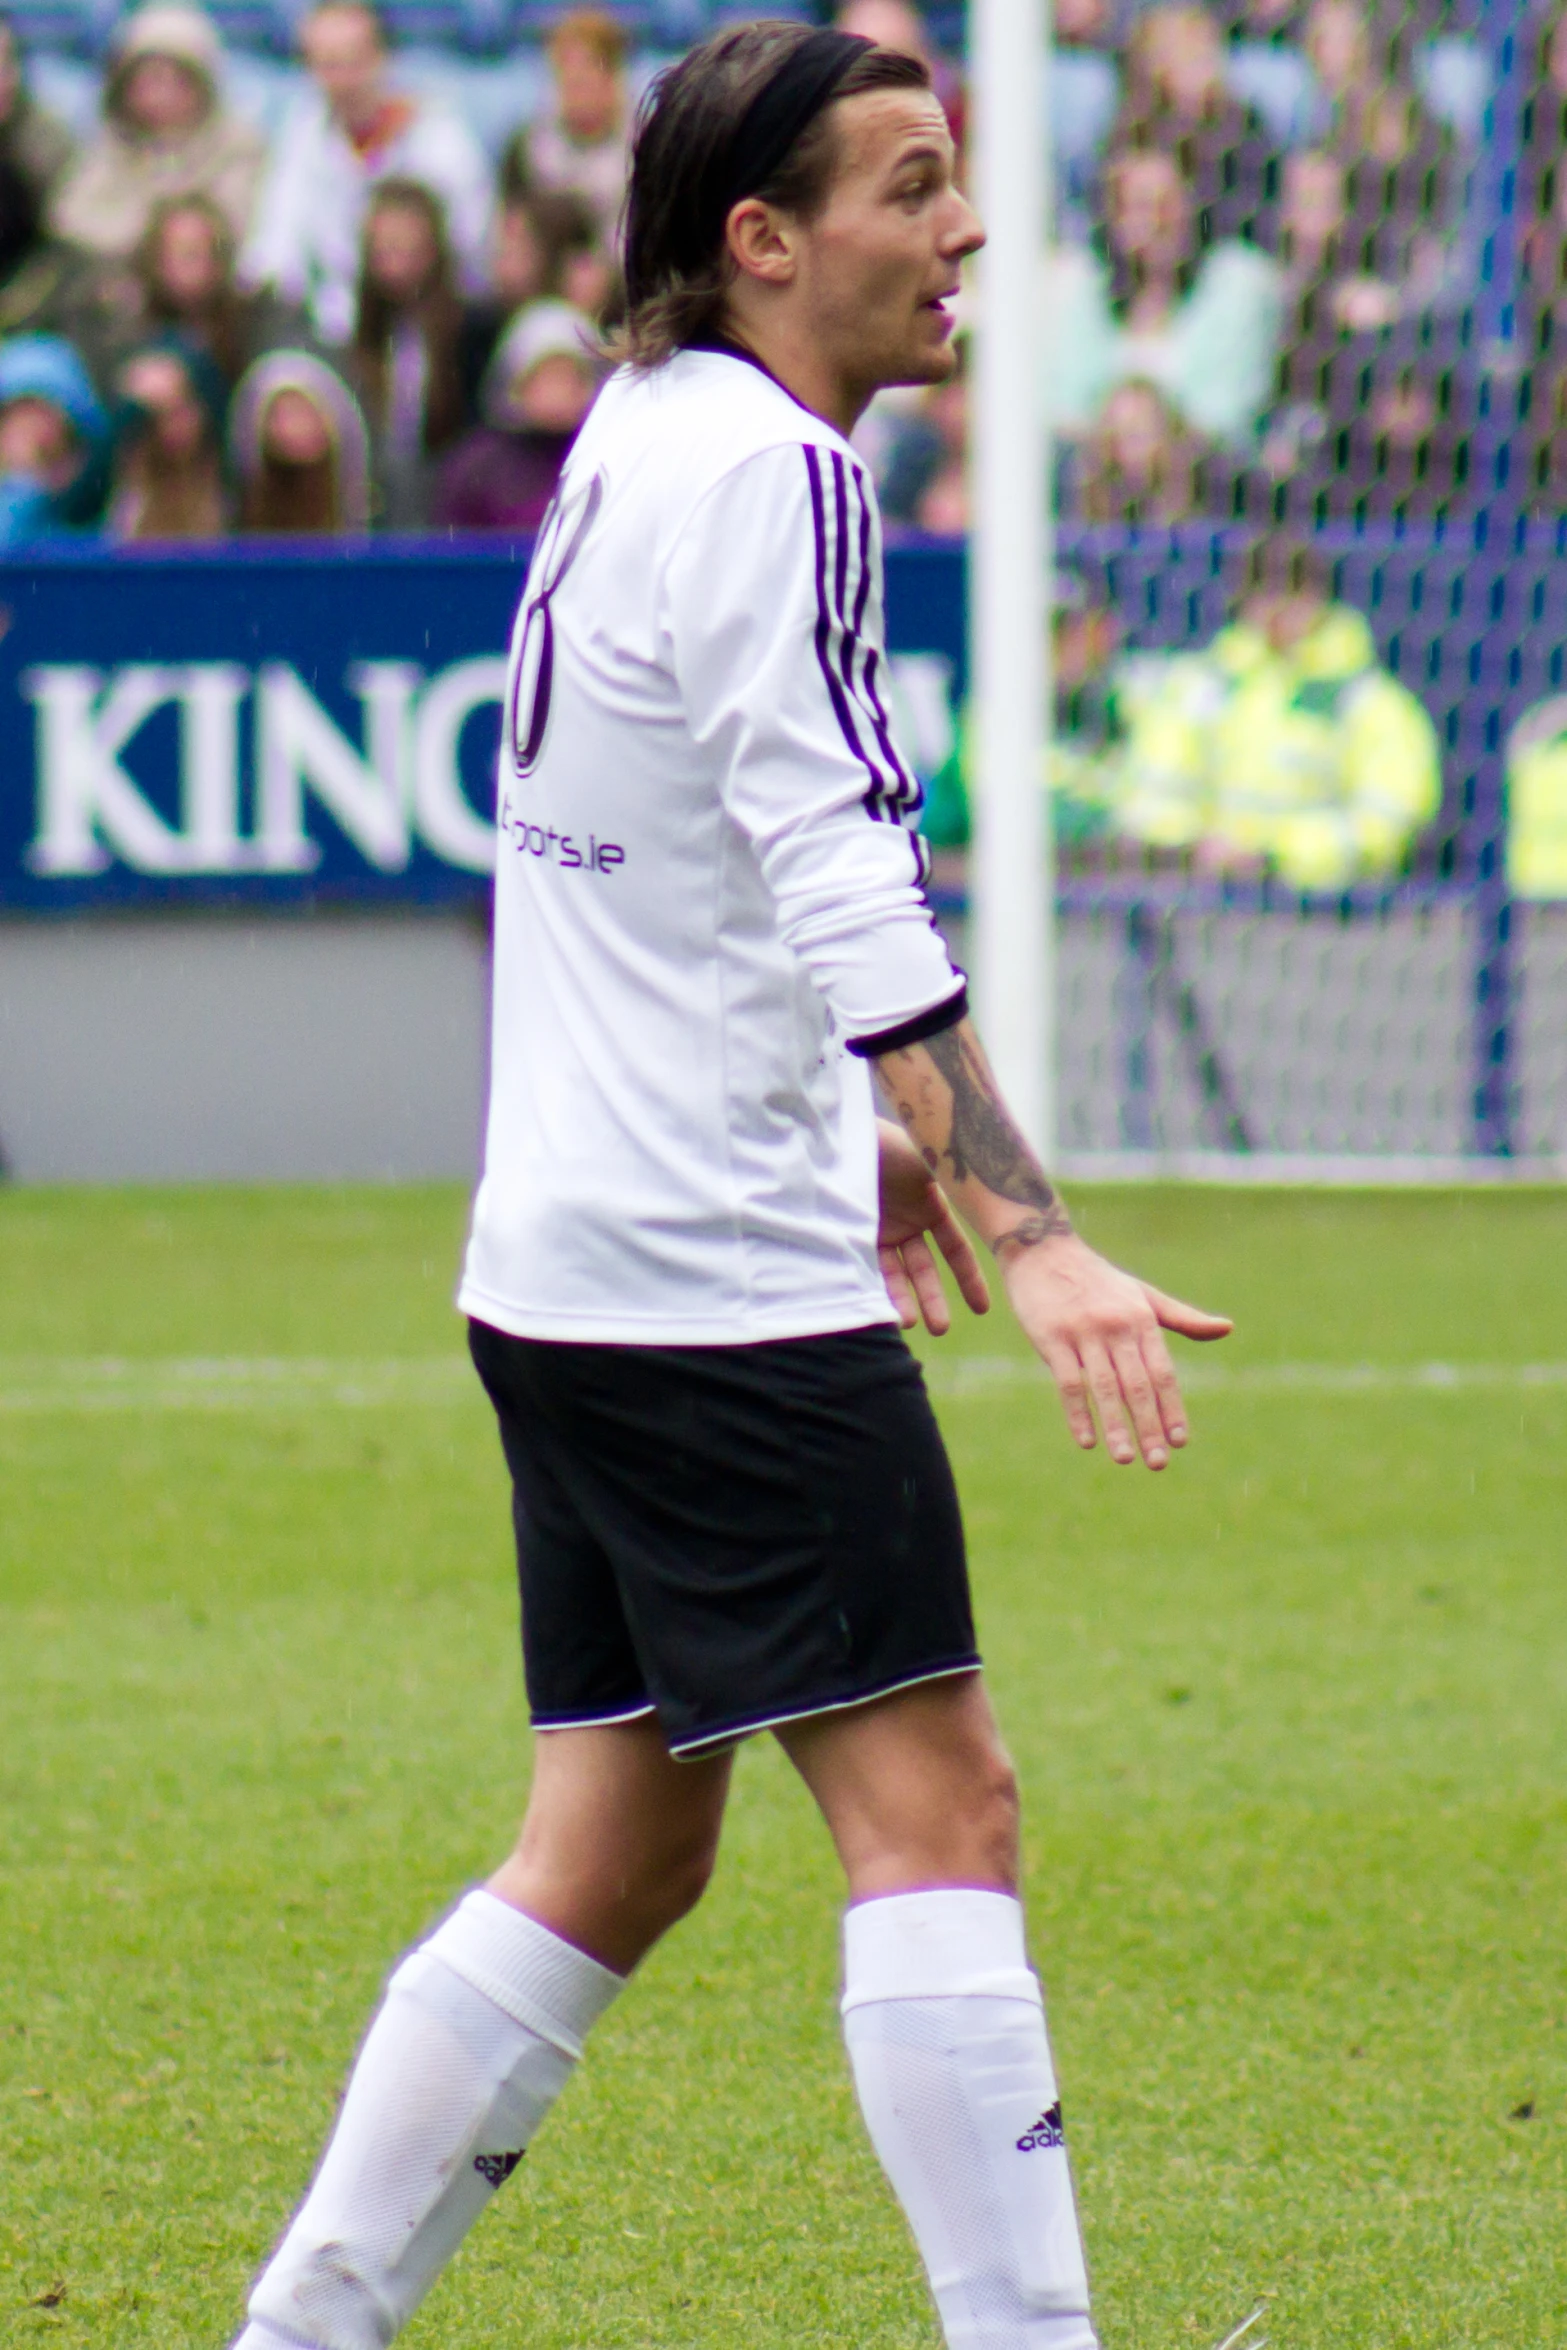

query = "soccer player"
230;23;1231;2350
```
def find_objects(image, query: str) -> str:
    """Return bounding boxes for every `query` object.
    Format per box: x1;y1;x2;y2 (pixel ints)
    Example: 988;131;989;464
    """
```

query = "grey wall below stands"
0;912;490;1182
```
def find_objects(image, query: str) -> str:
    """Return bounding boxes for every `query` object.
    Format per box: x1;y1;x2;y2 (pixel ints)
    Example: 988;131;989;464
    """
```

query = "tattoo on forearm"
919;1026;1073;1250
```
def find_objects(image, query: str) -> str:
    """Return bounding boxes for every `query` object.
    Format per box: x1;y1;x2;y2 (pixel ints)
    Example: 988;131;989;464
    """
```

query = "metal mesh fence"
881;0;1567;1168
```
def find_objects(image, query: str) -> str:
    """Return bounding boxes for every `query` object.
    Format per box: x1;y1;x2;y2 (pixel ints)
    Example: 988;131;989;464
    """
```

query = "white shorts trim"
666;1661;982;1759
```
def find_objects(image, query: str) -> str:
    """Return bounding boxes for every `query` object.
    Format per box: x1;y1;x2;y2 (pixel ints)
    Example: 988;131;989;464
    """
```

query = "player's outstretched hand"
1001;1228;1231;1470
876;1117;990;1335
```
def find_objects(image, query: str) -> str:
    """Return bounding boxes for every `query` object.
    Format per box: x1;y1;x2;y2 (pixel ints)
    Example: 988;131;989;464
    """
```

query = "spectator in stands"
1050;145;1283;444
119;193;298;388
230;347;370;532
0;14;74;208
1213;0;1314;148
919;570;1129;859
1524;361;1567;515
0;331;109;542
1058;376;1214;522
834;0;964;147
1506;693;1567;897
1265;147;1393;454
1107;3;1280;247
1048;0;1120;246
0;153;98;347
243;0;491;347
1523;0;1567;274
107;337;228;539
1110;536;1441;887
1523;20;1567;384
1266;319;1471;523
879;344;966;530
350;177;466;529
458;187;599;419
502;9;630;254
434;299;595;532
50;4;265;263
1302;0;1456;308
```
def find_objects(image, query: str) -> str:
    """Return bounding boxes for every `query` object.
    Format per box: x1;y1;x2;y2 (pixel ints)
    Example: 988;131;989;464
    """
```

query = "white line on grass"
0;1357;477;1412
0;1356;1564;1412
922;1358;1567;1399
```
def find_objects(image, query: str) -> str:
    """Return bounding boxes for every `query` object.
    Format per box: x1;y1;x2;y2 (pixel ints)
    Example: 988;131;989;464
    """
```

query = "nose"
944;188;986;261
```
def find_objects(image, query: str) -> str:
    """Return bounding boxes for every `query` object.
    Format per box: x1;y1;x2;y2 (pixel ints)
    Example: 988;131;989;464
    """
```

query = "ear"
724;197;799;288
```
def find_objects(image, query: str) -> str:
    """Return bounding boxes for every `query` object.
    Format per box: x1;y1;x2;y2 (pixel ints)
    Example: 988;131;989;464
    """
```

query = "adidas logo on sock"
1016;2102;1064;2152
474;2149;525;2188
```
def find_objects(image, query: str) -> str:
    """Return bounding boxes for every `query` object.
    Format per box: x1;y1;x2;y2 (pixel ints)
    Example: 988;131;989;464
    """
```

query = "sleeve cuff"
846;981;968;1060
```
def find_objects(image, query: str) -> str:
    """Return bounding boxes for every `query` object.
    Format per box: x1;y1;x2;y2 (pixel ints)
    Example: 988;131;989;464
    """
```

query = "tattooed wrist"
993;1206;1074;1259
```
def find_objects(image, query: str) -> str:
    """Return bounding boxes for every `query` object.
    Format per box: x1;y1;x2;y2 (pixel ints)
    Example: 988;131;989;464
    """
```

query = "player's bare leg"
489;1716;733;1970
234;1726;730;2350
780;1677;1099;2350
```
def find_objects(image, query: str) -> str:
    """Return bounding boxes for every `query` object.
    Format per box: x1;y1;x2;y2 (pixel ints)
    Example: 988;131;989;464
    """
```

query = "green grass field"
2;1185;1565;2350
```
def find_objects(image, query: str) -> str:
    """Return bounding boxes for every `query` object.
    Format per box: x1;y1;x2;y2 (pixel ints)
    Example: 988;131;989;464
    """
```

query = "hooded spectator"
0;13;74;206
1050;144;1283;443
433;299;595;532
231;347;370;532
458;187;598;418
49;3;265;262
502;8;630;252
108;336;228;539
1108;4;1280;247
242;0;491;347
350;176;466;528
0;331;109;542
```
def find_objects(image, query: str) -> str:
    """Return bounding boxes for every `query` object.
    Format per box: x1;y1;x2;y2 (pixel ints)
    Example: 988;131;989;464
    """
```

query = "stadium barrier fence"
0;529;1559;1174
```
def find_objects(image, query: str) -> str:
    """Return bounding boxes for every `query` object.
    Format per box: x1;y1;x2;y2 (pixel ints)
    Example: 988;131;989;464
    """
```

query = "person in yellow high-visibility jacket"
1109;562;1443;890
1506;696;1567;897
921;546;1442;890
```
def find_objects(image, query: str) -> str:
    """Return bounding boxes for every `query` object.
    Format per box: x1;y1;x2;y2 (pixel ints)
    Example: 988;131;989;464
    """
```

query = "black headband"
710;29;872;224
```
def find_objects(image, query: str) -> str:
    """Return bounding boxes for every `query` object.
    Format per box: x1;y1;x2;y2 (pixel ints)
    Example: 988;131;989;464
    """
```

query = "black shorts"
467;1319;979;1758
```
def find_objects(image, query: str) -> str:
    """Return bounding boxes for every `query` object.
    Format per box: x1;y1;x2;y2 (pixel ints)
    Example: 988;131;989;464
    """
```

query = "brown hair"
352;176;465;455
137;194;249;385
241;438;339;532
619;22;928;369
548;6;627;73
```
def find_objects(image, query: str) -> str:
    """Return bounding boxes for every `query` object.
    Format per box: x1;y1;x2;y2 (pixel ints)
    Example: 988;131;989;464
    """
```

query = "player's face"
799;90;981;401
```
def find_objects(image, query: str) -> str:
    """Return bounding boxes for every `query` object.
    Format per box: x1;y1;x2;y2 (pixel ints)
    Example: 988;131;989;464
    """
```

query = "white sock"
234;1891;622;2350
842;1889;1099;2350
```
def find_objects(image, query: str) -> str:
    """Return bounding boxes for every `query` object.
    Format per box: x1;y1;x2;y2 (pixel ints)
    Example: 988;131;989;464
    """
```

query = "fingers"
1040;1335;1098;1453
1138;1321;1189;1451
1080;1337;1142;1467
1143;1283;1233;1341
930;1199;990;1317
878;1243;920;1331
902;1234;952;1336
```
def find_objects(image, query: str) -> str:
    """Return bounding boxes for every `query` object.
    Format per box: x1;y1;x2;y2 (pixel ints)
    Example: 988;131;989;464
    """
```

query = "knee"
967;1745;1021;1889
636;1815;721;1934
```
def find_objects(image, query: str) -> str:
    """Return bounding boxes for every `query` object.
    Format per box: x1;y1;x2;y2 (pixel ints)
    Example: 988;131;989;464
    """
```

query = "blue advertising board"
0;537;967;915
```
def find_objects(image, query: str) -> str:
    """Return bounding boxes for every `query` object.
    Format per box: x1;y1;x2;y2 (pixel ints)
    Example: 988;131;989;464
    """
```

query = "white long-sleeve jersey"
458;345;966;1346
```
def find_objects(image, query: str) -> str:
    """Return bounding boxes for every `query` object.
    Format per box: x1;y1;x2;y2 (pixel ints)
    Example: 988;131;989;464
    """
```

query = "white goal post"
970;0;1054;1158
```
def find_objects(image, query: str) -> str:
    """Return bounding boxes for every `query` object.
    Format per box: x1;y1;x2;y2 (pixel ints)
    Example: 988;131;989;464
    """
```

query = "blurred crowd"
0;0;1555;543
0;0;1550;543
870;0;1512;532
0;0;628;537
